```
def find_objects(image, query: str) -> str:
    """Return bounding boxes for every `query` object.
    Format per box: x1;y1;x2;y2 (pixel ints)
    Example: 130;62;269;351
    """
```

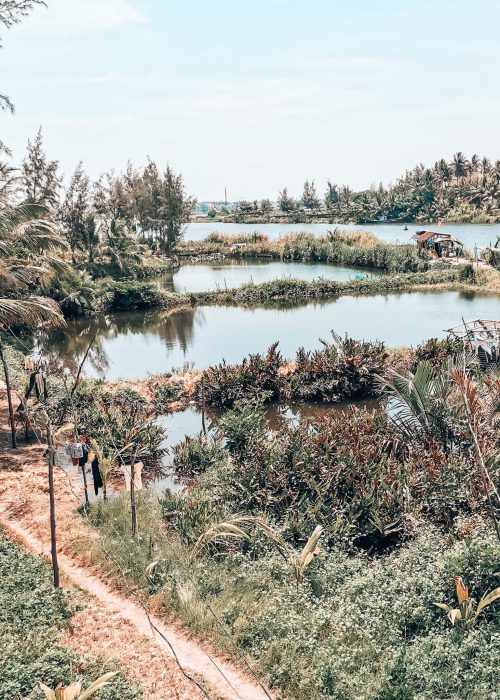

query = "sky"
1;0;500;200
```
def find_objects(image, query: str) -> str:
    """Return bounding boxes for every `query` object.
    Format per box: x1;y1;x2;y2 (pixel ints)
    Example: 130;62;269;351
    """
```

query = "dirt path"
0;398;272;700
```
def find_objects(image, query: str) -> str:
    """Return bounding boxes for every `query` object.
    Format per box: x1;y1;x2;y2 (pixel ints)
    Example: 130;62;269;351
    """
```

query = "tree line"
19;129;196;257
231;153;500;223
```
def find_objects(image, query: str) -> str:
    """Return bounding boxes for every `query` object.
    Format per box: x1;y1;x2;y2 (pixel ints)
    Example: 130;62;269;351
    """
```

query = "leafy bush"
199;342;284;408
152;381;183;410
289;333;387;402
108;281;166;311
171;433;227;477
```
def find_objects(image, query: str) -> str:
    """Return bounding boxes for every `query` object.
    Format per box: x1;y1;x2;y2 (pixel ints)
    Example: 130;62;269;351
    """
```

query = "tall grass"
176;230;429;273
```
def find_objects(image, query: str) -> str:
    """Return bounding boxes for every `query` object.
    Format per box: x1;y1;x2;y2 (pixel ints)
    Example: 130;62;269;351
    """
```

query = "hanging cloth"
120;462;144;492
66;439;84;466
91;456;103;496
34;371;48;400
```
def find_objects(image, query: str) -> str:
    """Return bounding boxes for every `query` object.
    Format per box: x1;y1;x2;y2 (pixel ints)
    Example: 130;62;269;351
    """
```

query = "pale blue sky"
1;0;499;200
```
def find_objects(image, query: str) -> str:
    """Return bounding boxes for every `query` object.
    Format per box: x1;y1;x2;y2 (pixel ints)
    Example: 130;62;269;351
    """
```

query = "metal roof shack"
447;319;500;365
413;230;464;258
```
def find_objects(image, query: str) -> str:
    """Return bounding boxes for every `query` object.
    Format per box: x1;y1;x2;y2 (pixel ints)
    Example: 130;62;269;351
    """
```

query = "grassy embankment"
108;263;499;316
175;230;429;272
0;531;142;700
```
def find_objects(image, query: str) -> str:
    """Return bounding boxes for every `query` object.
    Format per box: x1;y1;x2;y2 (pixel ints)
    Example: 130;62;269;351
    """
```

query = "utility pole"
46;420;60;588
225;187;227;205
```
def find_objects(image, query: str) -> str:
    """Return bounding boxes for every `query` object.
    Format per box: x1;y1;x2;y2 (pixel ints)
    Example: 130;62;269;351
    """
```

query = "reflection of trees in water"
37;307;201;376
38;316;112;375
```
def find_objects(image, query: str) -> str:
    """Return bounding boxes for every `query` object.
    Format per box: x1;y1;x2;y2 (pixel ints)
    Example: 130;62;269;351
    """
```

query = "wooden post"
0;333;17;449
46;421;60;588
130;449;138;537
81;460;90;508
201;375;207;436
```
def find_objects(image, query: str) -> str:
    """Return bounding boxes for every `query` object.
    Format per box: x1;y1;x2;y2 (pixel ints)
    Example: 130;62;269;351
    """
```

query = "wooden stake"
46;421;60;587
130;448;138;537
201;375;207;436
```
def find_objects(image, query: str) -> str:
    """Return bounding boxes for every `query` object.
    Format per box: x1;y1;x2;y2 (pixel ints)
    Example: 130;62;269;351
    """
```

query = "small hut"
413;231;464;258
447;319;500;365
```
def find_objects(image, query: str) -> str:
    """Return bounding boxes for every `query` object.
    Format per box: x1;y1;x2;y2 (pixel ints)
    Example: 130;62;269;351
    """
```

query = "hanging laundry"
34;371;48;400
91;455;103;496
120;462;144;492
78;434;89;468
65;439;84;466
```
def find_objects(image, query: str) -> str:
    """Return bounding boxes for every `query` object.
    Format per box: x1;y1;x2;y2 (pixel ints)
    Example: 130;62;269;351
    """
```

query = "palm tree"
377;360;458;451
0;201;66;447
451;152;468;184
96;218;145;274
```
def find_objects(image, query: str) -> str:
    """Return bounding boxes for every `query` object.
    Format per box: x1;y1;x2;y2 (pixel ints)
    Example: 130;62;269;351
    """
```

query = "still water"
41;290;500;380
153;400;380;493
185;222;500;253
159;259;381;293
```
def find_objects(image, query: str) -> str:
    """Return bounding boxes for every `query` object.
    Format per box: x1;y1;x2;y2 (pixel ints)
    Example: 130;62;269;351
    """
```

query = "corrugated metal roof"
414;231;437;242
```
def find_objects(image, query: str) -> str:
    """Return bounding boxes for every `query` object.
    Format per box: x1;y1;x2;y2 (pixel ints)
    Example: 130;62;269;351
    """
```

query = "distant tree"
260;198;273;220
79;214;101;264
301;179;320;210
277;187;295;212
234;200;253;222
59;162;90;261
207;208;217;218
324;180;339;209
451;152;468;184
21;128;61;208
154;164;196;251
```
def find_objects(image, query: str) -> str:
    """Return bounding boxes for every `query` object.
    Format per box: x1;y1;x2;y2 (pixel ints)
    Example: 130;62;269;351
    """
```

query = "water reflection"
152;399;381;493
157;259;381;293
38;289;500;380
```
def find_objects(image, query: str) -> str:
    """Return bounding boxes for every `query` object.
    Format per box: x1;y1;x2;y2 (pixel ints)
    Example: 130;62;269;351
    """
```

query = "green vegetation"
81;349;500;699
213;153;500;224
0;532;141;700
176;230;430;272
199;334;388;408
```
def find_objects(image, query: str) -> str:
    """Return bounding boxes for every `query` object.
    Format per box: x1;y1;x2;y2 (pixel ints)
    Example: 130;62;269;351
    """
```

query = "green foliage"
200;335;387;408
107;281;166;311
199;342;284;408
152;381;183;410
289;333;387;402
85;496;500;700
0;533;142;700
171;433;227;477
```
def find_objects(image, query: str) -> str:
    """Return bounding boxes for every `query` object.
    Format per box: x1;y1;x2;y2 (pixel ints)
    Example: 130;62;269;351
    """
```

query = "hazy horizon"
2;0;500;200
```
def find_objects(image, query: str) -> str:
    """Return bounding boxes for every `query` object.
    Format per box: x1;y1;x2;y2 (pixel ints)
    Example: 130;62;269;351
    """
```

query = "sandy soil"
0;395;272;700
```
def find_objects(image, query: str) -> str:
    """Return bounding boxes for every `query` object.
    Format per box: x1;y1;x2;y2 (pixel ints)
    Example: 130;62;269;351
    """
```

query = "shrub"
199;342;284;408
289;333;387;402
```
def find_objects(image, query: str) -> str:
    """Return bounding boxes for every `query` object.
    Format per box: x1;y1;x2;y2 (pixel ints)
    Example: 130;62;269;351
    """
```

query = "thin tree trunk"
46;421;60;587
0;335;17;449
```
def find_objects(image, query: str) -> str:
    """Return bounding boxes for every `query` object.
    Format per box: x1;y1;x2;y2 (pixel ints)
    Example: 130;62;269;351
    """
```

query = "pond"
157;259;381;293
152;399;380;493
40;289;500;380
185;221;500;253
